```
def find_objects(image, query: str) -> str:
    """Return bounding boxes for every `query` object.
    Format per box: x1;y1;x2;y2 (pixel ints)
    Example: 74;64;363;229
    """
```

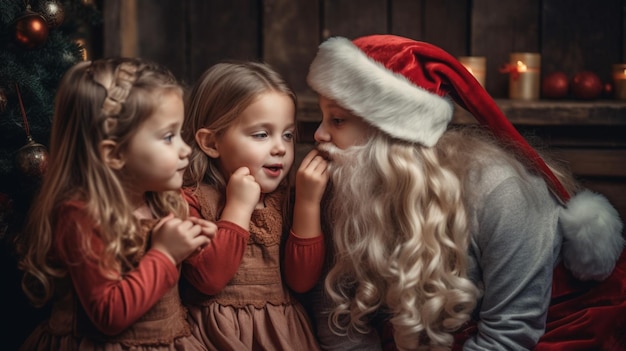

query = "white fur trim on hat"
307;37;453;147
559;189;624;281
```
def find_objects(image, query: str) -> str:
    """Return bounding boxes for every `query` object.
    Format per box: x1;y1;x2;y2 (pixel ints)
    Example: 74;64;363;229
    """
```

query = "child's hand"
188;216;217;239
184;216;217;259
151;213;214;265
221;167;260;229
296;149;329;204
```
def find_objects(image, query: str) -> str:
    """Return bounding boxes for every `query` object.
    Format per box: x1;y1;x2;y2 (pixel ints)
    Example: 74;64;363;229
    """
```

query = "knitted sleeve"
463;175;560;351
54;203;179;336
283;232;325;293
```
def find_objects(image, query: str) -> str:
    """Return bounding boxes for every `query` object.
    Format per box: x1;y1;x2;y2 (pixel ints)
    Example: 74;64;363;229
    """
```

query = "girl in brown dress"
181;61;328;351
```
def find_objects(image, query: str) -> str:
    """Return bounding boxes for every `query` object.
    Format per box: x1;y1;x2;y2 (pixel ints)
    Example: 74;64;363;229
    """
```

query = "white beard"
316;140;381;249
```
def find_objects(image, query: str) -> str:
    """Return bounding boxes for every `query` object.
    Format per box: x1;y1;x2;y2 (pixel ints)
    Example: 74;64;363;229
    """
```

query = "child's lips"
264;164;283;171
263;164;283;176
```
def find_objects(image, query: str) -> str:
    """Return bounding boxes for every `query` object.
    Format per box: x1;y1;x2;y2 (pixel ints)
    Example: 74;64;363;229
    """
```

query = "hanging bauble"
0;87;7;114
12;6;49;49
15;137;49;179
32;0;65;28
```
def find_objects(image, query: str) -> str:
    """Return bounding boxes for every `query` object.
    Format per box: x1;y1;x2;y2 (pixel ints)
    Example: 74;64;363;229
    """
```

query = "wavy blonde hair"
324;126;578;350
18;57;188;307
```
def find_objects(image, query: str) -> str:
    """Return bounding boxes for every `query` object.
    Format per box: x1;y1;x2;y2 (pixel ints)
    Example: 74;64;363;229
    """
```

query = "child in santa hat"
306;34;626;351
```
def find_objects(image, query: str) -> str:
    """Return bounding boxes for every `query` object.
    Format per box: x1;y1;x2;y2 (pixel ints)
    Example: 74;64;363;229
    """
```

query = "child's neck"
255;193;267;209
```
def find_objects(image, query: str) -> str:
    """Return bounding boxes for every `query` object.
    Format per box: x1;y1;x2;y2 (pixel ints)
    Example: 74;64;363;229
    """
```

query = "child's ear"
196;128;220;158
99;139;125;170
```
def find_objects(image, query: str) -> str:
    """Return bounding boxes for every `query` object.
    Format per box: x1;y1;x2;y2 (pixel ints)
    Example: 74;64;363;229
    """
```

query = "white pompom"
559;189;624;281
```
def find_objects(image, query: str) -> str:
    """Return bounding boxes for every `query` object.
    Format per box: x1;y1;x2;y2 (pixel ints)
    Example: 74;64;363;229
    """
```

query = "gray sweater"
463;159;562;350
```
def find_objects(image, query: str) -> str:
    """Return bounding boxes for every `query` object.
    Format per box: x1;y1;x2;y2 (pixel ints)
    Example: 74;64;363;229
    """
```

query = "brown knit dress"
183;185;321;351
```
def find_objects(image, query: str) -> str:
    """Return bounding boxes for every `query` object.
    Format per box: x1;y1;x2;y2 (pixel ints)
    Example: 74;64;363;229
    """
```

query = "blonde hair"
324;126;578;350
18;57;188;307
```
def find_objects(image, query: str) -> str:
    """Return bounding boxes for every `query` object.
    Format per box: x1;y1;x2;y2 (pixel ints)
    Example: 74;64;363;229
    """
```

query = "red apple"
542;72;569;99
571;71;603;100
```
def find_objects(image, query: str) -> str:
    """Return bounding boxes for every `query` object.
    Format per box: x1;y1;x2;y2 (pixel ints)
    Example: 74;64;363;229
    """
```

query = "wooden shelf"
298;96;626;126
452;99;626;126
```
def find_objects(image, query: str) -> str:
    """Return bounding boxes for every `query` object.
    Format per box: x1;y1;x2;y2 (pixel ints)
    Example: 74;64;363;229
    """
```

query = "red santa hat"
307;34;624;281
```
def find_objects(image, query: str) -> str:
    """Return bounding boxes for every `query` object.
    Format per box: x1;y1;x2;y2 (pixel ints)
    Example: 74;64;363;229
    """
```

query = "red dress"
19;201;206;351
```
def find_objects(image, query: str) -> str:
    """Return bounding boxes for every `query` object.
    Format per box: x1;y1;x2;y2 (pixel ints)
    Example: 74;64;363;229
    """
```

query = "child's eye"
331;118;345;126
164;133;174;143
252;132;268;139
283;131;295;141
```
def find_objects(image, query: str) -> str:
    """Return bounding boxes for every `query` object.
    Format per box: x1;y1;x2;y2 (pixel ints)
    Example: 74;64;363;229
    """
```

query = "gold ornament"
15;137;49;178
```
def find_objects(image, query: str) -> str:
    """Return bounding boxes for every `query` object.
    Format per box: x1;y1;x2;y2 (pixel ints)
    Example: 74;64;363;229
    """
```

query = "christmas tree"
0;0;101;348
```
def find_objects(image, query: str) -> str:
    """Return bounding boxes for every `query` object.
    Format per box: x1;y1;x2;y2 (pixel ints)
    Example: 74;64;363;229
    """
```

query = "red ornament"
542;72;569;99
12;8;49;49
571;71;603;100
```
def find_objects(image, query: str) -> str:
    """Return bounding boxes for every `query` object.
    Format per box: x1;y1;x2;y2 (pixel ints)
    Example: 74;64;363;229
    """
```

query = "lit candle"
612;64;626;100
459;56;486;87
507;53;541;100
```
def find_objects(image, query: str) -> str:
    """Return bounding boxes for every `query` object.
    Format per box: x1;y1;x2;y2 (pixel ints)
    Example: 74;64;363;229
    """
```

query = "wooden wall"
101;0;626;220
102;0;625;98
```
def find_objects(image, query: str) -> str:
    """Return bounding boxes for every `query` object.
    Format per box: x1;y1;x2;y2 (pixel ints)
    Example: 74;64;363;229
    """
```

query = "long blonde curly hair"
323;129;478;350
17;57;188;307
323;126;578;350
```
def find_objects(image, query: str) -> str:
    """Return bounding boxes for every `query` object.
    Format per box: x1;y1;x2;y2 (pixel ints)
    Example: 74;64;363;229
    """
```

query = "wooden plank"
322;0;387;40
556;149;626;177
471;0;540;98
390;0;425;40
422;0;468;57
263;0;320;95
101;0;122;56
119;0;138;57
620;0;626;62
452;100;626;126
135;0;187;80
541;0;622;85
186;1;261;86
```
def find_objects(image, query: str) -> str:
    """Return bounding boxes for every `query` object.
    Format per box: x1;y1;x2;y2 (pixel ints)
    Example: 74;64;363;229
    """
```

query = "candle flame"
516;60;528;72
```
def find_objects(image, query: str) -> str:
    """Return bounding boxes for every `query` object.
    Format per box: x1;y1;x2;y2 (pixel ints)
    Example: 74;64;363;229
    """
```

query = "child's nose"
271;138;287;155
180;140;191;158
314;124;329;142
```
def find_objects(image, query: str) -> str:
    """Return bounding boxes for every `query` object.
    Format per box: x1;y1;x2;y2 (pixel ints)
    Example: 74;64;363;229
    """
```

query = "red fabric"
283;233;325;293
351;35;570;202
379;250;626;350
54;201;179;335
535;251;626;351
